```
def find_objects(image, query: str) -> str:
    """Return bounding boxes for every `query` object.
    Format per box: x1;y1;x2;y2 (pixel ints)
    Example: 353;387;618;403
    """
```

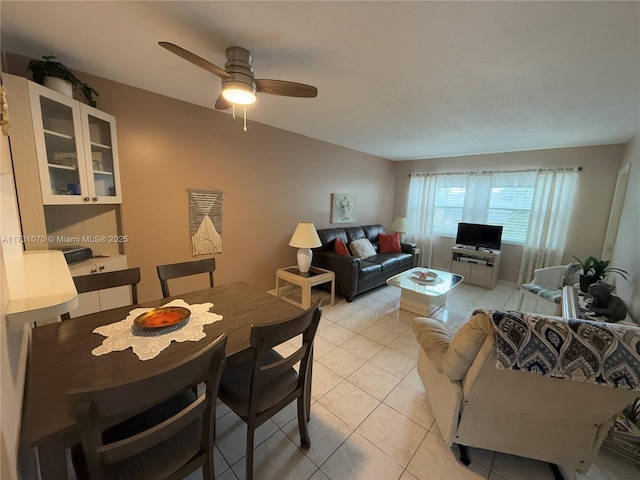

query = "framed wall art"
331;193;357;223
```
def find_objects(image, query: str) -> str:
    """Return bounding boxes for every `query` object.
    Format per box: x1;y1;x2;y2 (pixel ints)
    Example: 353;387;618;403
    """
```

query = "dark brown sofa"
312;224;416;302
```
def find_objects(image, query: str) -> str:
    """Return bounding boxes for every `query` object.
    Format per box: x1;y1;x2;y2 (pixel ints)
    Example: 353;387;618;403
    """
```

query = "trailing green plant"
571;255;629;282
27;55;98;107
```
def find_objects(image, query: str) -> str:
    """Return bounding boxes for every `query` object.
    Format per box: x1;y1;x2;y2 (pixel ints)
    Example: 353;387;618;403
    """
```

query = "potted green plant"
27;55;98;107
571;255;629;292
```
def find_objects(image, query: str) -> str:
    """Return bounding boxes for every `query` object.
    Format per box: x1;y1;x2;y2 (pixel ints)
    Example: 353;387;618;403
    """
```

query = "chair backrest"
247;299;322;418
65;333;227;480
61;268;141;320
156;258;216;298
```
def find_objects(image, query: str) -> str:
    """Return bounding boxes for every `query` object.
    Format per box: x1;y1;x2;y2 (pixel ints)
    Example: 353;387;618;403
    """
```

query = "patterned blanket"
477;309;640;391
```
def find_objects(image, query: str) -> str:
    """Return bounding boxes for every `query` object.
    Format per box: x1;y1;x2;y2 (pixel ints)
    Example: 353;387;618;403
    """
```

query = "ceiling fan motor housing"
222;46;257;97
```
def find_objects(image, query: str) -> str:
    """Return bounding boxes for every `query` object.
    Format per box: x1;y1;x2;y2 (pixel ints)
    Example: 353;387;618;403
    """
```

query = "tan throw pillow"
413;317;451;373
443;311;493;381
349;238;376;259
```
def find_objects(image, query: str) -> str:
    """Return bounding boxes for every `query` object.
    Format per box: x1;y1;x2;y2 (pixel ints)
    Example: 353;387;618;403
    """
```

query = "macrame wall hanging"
188;188;223;256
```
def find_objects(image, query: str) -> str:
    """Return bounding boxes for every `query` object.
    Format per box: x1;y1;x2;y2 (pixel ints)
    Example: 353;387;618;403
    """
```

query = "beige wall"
610;132;639;320
77;73;394;302
392;145;625;283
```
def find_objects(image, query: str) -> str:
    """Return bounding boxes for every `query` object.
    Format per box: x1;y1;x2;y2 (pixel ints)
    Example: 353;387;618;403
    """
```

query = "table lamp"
390;217;409;242
289;222;322;273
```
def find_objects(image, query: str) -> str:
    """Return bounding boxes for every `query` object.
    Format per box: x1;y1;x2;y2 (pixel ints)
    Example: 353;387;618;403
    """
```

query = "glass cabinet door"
30;84;88;204
28;82;122;205
81;106;121;203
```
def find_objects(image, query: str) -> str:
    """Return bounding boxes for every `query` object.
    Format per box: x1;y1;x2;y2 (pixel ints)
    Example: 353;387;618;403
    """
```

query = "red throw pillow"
335;238;350;256
379;233;401;253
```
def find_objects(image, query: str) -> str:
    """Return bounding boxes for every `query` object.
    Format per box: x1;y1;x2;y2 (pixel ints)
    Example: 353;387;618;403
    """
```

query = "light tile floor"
69;281;640;480
199;282;640;480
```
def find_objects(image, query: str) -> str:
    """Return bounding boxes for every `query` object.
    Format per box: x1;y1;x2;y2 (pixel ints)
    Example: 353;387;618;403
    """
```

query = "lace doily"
92;299;223;360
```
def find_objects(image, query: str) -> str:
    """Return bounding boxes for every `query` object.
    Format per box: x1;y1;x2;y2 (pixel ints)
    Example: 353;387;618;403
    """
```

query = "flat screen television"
455;223;503;250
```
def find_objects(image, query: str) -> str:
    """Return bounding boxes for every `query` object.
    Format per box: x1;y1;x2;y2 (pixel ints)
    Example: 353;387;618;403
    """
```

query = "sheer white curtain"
407;168;577;278
517;169;578;284
407;175;437;267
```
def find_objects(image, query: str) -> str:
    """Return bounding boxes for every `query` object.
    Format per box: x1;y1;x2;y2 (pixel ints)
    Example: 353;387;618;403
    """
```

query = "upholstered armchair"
412;310;640;475
517;263;582;315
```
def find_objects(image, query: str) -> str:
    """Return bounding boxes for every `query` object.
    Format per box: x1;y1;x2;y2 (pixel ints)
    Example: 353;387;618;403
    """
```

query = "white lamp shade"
390;217;409;233
289;223;322;248
289;223;321;273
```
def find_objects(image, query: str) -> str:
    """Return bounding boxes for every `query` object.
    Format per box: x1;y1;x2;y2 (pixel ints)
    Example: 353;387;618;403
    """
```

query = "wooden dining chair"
61;267;141;320
218;300;322;480
65;333;227;480
156;258;216;298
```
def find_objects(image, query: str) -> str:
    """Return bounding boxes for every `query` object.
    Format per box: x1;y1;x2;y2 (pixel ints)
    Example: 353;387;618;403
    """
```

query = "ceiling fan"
158;42;318;110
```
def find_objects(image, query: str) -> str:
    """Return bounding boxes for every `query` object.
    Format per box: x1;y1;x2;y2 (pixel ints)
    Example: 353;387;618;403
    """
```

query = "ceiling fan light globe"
222;83;256;105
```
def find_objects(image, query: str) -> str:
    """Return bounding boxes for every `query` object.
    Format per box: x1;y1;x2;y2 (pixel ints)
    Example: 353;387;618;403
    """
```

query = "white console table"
451;246;501;290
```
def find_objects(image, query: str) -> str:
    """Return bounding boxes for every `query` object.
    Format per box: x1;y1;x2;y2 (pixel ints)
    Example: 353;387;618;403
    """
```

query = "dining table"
21;281;304;480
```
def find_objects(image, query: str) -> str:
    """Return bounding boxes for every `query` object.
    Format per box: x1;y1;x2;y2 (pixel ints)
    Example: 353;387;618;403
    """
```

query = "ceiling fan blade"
158;42;232;79
255;79;318;98
215;94;232;110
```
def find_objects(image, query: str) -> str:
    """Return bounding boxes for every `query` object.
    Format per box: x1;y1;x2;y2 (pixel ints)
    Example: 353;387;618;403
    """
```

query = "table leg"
275;274;281;299
330;278;335;307
36;437;67;480
302;285;311;310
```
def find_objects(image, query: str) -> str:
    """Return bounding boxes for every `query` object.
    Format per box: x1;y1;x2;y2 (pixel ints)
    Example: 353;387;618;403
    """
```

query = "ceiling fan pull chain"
232;104;236;121
243;106;248;132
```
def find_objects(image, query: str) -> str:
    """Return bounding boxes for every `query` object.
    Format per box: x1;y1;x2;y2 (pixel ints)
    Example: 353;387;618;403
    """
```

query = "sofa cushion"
344;226;367;243
443;311;493;381
315;228;349;252
359;260;382;279
363;225;387;243
413;317;451;373
367;254;400;272
378;233;401;253
335;238;350;256
349;238;377;259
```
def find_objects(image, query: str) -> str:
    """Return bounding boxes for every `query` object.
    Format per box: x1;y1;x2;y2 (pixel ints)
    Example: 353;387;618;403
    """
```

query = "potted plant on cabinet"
27;55;98;107
571;255;629;292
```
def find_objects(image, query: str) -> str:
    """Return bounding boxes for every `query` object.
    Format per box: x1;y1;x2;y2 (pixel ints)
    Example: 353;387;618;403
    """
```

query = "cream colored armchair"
517;263;581;315
413;311;639;475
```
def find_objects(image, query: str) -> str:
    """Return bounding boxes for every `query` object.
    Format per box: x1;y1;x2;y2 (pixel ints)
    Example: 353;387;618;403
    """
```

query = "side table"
275;266;335;310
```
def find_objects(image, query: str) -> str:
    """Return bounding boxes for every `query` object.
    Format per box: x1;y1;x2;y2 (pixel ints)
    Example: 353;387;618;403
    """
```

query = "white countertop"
4;250;78;326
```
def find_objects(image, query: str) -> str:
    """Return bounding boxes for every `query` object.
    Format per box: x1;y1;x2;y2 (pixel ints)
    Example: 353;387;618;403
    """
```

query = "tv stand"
451;246;501;289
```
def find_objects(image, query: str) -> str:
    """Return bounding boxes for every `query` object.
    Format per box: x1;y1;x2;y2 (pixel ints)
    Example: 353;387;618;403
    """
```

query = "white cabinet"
451;247;501;289
28;81;122;205
68;255;129;318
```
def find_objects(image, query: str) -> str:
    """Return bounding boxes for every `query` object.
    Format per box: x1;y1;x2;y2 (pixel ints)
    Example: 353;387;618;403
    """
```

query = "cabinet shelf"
93;170;114;176
48;163;77;171
43;128;73;140
91;141;112;150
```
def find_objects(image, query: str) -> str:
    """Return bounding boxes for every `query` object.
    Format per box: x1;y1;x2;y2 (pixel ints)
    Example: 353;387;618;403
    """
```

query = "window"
433;186;465;236
487;185;535;243
407;168;578;283
411;171;537;244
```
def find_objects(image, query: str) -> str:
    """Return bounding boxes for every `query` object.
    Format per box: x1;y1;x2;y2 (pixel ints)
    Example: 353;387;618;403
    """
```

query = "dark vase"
579;274;598;293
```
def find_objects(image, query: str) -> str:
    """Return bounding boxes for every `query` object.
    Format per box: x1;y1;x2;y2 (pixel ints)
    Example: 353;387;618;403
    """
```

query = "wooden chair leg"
297;395;311;449
246;426;255;480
